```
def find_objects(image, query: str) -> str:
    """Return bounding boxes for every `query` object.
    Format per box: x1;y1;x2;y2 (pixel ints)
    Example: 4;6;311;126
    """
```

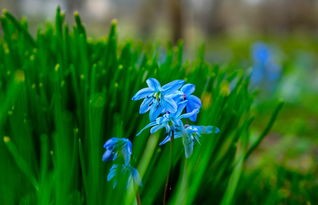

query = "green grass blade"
245;101;284;160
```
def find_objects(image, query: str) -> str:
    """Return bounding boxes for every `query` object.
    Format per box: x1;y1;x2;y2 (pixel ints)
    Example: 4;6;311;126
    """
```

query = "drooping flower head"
107;164;142;189
132;78;184;121
102;137;132;165
160;125;220;158
102;137;142;189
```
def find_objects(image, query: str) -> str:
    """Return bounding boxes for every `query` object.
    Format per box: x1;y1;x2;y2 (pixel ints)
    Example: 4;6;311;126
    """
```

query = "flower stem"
163;131;174;205
136;191;141;205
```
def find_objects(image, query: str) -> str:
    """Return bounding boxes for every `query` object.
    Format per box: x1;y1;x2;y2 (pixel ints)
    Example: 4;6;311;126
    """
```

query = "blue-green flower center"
154;92;161;100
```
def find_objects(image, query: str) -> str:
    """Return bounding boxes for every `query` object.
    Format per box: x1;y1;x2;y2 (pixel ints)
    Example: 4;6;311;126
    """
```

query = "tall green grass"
0;8;282;205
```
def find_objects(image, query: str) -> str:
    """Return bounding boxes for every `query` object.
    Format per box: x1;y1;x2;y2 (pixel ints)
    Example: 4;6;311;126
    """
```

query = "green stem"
245;101;284;160
163;131;174;205
3;137;39;191
136;191;141;205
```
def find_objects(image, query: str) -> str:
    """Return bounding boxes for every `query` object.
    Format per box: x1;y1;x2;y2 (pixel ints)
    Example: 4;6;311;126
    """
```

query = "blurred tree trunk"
66;0;84;11
168;0;183;43
206;0;224;35
138;0;160;38
3;0;21;17
258;0;318;34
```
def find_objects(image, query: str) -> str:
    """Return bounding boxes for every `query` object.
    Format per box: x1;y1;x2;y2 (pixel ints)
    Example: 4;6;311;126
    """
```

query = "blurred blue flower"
132;78;184;120
107;164;142;189
102;137;132;165
251;42;281;92
160;125;220;158
136;101;199;136
252;43;270;65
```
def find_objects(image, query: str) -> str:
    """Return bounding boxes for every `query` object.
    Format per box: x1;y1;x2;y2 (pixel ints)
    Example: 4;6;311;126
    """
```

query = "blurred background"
1;0;318;203
1;0;318;40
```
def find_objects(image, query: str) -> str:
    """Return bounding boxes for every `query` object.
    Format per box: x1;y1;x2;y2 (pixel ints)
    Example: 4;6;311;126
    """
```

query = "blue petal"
149;103;163;121
146;78;161;90
162;80;184;95
186;101;200;121
167;91;183;103
181;84;195;95
156;115;167;124
171;117;183;127
150;124;165;134
131;167;142;186
187;95;201;108
122;141;132;165
107;164;119;182
136;121;157;136
132;87;154;101
189;114;198;122
203;126;220;134
102;150;113;162
125;139;133;155
173;101;188;117
182;134;194;158
179;108;199;120
159;129;184;145
103;138;133;163
104;137;120;149
185;97;201;121
161;97;177;113
166;91;183;98
139;97;153;114
174;130;184;139
159;133;172;145
190;125;220;134
123;153;131;165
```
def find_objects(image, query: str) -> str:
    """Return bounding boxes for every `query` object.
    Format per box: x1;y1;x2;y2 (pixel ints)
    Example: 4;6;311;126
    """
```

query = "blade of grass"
245;101;284;160
3;136;39;191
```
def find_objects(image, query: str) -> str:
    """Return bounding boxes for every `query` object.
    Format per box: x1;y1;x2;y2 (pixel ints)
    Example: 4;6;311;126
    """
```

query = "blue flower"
132;78;185;121
107;164;142;189
102;138;132;165
132;78;220;159
160;125;220;158
136;101;199;136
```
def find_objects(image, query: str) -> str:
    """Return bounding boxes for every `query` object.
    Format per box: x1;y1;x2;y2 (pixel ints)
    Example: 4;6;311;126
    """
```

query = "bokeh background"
2;0;318;39
1;0;318;203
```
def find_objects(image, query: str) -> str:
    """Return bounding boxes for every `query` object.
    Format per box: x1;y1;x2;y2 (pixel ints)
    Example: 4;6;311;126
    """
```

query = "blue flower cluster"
132;78;220;158
102;138;141;188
